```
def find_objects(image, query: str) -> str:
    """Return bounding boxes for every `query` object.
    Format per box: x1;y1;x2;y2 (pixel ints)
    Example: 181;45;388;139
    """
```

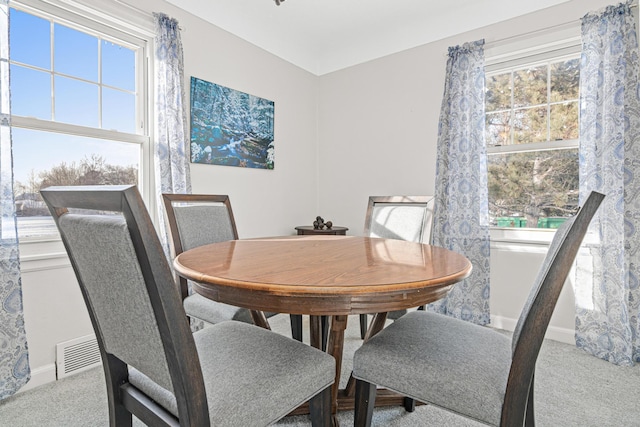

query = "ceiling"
165;0;571;76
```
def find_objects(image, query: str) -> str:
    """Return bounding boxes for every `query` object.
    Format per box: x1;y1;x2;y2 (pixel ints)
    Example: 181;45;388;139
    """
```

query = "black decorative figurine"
313;216;333;230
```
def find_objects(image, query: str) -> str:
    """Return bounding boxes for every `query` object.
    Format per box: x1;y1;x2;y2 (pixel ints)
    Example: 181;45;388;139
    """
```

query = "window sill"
19;238;70;273
490;227;556;246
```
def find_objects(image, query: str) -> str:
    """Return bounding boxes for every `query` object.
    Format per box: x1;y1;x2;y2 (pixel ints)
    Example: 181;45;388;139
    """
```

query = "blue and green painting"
190;77;274;169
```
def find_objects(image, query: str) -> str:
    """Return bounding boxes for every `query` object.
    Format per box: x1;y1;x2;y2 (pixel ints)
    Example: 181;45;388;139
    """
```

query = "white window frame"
10;0;155;264
484;25;582;245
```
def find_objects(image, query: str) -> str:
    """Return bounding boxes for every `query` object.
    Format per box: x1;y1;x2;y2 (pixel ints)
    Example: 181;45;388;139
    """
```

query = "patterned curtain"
0;0;30;399
428;40;491;325
153;12;191;251
575;1;640;366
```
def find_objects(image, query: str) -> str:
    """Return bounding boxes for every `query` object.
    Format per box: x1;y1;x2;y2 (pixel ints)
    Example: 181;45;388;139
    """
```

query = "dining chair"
40;185;335;427
162;193;303;341
359;195;435;338
352;191;604;426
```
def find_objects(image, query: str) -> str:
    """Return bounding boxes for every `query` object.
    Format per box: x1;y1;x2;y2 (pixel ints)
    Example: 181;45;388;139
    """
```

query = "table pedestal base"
287;313;418;426
289;388;422;416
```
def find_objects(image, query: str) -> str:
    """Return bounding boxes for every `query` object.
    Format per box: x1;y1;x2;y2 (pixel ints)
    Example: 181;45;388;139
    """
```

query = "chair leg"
359;314;368;339
104;353;133;427
309;386;332;427
290;314;303;341
525;373;535;426
403;397;416;412
321;315;329;351
354;379;376;427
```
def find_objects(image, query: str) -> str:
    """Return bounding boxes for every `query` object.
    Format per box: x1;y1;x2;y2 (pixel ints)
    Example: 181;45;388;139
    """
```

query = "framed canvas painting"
190;77;274;169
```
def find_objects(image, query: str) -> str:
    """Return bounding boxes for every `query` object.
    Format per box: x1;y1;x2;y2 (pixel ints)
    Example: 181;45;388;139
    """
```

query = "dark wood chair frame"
354;191;605;427
41;185;332;427
162;194;238;300
162;193;304;341
359;195;434;339
43;185;212;425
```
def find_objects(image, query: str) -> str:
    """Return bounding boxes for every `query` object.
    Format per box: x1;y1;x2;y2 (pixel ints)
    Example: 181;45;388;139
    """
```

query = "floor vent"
56;334;101;379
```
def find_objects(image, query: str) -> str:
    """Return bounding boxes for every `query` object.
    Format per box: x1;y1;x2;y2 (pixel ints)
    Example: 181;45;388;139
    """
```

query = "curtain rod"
112;0;150;18
112;0;186;31
484;1;638;51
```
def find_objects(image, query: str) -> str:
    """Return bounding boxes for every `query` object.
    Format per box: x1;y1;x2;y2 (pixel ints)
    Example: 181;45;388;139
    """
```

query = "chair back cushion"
172;204;236;251
57;213;173;391
366;196;434;243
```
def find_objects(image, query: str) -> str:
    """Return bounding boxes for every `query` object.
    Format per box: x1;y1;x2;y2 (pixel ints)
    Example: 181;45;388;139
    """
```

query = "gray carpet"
1;314;639;426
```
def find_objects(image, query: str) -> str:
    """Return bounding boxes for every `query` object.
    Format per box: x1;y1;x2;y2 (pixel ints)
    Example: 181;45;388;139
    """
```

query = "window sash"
484;34;581;232
10;3;147;133
487;138;578;155
11;116;148;145
485;53;580;149
9;0;152;241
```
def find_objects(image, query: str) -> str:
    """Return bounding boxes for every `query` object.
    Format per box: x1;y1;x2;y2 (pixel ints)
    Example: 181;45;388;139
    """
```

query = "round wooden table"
174;235;471;425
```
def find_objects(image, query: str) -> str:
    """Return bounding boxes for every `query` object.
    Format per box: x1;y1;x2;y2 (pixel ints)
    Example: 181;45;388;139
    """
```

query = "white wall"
20;240;92;390
19;0;322;390
316;0;614;231
316;0;616;343
177;11;322;238
159;2;322;238
19;0;618;390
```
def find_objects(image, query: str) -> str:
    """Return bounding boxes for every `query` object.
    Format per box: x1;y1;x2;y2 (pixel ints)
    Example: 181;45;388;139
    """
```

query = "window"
9;2;150;239
485;54;580;229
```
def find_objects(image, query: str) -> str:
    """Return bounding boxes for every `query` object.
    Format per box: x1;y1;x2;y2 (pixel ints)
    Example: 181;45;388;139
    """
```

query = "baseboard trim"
17;364;57;393
490;315;575;345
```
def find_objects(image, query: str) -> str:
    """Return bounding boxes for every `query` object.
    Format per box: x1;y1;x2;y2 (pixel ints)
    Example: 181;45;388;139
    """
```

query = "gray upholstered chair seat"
42;186;334;426
352;192;604;426
183;291;255;325
385;309;408;320
353;311;510;425
130;320;335;426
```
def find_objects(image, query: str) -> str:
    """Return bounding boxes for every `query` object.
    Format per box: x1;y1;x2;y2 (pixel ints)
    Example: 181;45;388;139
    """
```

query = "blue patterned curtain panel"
429;39;491;325
0;0;30;400
153;13;191;254
576;1;640;366
153;13;202;331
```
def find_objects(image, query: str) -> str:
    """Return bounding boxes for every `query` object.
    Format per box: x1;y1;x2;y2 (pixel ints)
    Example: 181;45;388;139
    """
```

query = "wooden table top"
174;235;472;316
